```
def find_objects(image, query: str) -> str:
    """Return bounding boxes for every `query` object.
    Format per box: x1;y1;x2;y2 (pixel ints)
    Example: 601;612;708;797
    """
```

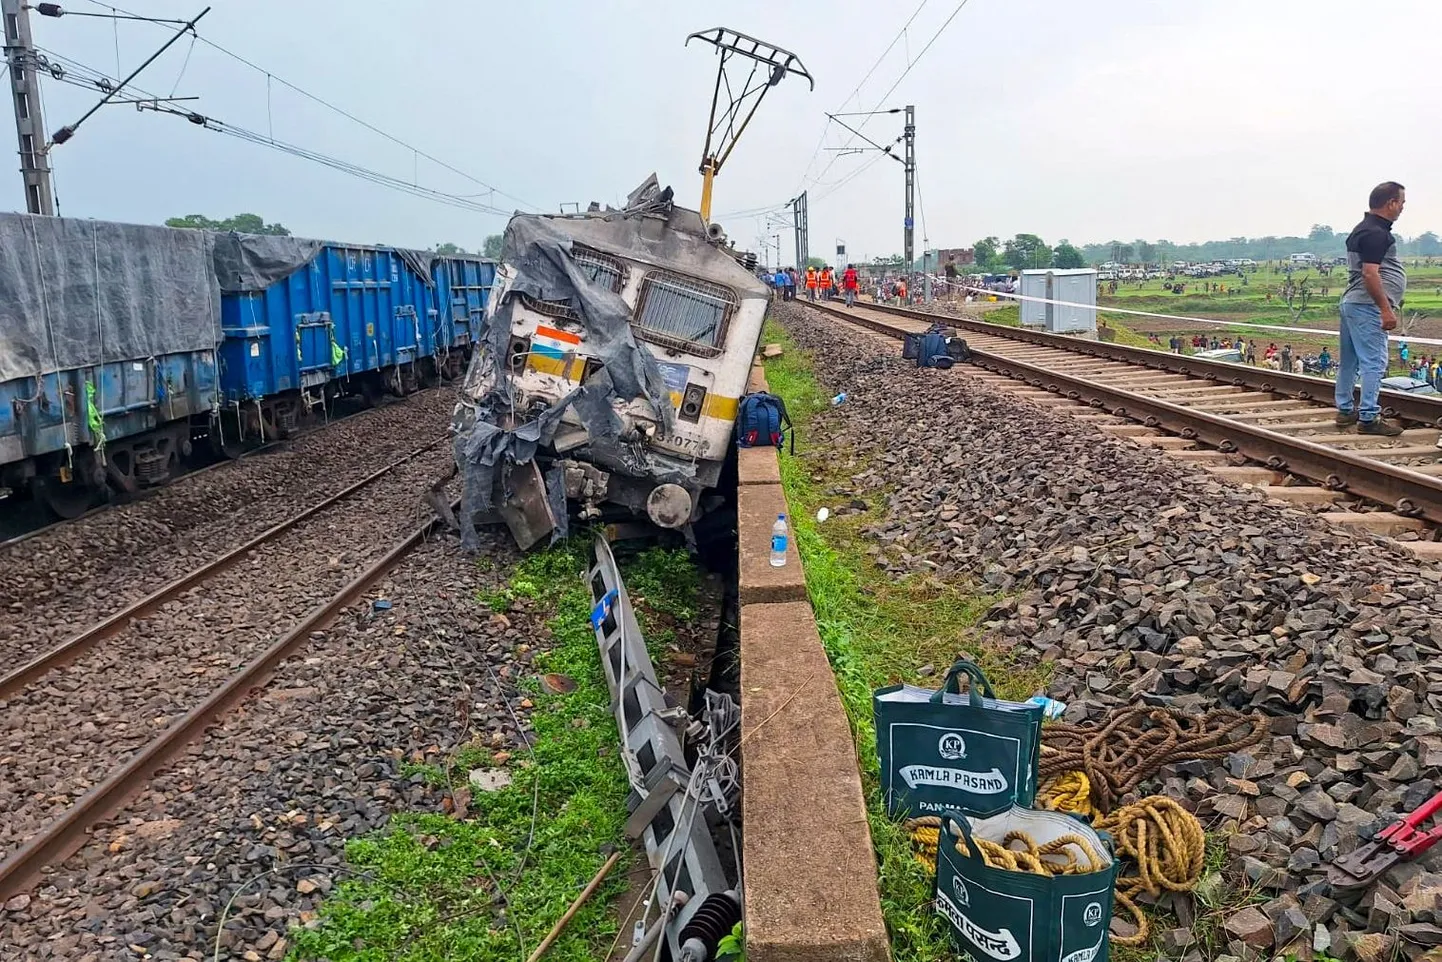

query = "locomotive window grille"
519;246;627;320
632;271;737;358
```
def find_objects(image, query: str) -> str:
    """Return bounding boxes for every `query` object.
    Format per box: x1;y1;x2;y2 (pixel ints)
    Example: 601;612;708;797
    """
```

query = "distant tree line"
165;213;291;235
1078;225;1442;265
165;218;509;262
960;227;1442;273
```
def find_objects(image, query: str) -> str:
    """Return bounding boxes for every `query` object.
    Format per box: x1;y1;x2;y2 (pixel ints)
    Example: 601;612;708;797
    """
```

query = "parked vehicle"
1193;347;1244;364
1381;375;1440;396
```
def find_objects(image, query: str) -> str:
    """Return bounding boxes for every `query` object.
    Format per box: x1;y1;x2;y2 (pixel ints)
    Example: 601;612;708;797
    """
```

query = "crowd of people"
1159;333;1336;374
1154;328;1442;384
766;264;876;308
1399;341;1442;387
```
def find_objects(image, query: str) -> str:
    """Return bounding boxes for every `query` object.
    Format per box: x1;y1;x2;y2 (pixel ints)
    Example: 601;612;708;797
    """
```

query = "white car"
1381;375;1439;396
1194;348;1243;363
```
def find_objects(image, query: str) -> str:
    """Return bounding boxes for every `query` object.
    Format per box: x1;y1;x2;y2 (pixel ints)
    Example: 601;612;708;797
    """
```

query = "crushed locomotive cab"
448;176;769;549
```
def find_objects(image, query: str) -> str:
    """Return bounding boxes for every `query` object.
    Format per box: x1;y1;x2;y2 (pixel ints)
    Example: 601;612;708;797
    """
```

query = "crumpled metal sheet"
452;213;692;550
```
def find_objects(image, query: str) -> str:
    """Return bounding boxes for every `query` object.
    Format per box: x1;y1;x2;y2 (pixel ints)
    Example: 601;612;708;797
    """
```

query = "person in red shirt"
841;264;859;308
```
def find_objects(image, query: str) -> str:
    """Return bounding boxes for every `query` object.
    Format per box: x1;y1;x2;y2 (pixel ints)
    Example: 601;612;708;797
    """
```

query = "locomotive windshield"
633;270;737;356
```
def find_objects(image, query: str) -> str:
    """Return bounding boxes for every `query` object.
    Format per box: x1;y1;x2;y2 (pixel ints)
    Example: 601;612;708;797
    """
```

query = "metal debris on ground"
586;535;737;959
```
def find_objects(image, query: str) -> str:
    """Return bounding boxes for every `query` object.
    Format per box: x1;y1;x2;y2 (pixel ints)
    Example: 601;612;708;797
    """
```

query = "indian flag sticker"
532;325;582;360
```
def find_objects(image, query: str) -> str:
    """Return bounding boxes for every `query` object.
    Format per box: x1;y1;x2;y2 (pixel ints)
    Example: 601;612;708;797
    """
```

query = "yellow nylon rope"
908;774;1207;948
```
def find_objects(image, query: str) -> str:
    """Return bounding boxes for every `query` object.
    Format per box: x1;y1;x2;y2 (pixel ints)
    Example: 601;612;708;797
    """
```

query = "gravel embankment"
0;445;451;863
0;530;535;962
0;389;456;665
780;301;1442;960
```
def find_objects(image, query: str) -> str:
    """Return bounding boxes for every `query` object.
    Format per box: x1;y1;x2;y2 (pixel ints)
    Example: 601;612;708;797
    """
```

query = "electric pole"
792;191;808;269
903;104;914;277
3;0;55;214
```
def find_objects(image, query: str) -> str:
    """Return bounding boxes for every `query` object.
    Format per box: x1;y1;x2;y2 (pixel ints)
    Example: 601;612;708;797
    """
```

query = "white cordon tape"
961;287;1442;349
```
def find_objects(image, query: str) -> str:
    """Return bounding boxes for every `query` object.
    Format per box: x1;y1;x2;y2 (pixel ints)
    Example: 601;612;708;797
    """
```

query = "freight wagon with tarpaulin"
0;213;222;518
446;176;770;549
213;235;495;452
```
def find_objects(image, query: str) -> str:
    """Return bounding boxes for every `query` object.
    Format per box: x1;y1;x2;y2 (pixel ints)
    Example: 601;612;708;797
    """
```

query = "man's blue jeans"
1336;300;1390;422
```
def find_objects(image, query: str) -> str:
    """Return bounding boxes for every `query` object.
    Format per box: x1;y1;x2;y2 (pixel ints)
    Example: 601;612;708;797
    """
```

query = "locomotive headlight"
679;383;707;423
507;335;531;371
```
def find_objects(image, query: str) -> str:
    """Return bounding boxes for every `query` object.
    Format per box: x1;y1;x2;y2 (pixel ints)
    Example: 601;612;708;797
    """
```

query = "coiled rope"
903;815;1108;878
908;790;1206;948
1039;706;1268;813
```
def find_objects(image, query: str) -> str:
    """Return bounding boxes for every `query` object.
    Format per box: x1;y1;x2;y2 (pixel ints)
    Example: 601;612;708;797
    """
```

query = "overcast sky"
16;0;1440;262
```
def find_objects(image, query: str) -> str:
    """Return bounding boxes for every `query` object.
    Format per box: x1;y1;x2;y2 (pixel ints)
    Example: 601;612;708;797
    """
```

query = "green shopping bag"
873;659;1043;818
935;806;1118;962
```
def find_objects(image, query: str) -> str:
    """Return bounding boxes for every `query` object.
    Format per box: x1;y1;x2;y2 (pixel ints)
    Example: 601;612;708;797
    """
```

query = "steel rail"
0;437;443;699
0;386;449;554
0;505;453;902
804;301;1442;524
835;299;1442;426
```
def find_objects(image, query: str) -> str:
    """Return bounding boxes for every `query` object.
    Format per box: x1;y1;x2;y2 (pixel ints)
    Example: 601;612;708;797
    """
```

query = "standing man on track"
842;263;859;308
1336;182;1407;436
805;264;818;301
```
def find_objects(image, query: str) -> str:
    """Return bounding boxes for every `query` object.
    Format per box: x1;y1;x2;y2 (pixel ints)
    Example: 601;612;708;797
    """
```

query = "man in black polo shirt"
1336;181;1407;435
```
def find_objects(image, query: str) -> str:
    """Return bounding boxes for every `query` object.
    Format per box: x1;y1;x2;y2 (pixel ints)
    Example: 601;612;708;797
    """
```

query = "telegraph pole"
903;104;914;276
792;191;809;269
3;0;55;214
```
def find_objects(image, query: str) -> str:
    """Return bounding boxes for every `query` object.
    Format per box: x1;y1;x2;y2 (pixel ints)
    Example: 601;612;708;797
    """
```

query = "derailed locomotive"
448;177;769;549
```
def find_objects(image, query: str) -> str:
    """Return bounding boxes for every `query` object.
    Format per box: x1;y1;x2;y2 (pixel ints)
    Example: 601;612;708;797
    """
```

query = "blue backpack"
917;329;952;368
736;392;794;454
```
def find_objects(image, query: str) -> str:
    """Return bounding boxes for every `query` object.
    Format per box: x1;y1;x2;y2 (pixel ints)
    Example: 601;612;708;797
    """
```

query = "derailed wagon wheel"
35;475;95;520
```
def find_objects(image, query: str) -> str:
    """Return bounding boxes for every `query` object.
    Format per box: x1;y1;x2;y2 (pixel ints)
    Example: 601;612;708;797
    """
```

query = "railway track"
0;388;449;550
0;439;455;901
801;299;1442;553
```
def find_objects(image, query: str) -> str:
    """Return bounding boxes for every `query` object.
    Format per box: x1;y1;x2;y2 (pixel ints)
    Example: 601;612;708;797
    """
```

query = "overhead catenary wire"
79;0;538;212
714;0;935;227
791;0;931;195
32;47;515;219
803;0;973;234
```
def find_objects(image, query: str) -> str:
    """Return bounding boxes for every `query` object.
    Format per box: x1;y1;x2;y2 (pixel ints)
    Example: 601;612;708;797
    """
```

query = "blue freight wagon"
0;212;494;517
213;236;495;450
0;213;222;517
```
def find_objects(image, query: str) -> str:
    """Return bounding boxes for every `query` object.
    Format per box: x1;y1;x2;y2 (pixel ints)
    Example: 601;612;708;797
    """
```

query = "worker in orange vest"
819;266;834;300
805;266;818;301
897;278;908;303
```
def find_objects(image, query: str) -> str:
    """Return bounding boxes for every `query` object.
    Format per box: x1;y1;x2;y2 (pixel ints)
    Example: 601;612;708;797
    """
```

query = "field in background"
1096;263;1442;366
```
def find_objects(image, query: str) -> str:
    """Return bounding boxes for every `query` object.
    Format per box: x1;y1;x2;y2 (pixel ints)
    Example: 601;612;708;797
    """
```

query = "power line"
791;0;930;194
78;0;538;211
36;48;514;219
806;0;972;195
146;105;515;218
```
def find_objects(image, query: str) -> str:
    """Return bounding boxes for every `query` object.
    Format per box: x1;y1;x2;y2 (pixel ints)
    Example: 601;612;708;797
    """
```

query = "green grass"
290;541;700;962
761;318;1049;961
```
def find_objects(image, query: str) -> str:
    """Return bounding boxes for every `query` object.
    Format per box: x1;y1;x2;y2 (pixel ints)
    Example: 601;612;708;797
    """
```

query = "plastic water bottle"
831;392;848;406
769;514;789;567
1028;695;1068;720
